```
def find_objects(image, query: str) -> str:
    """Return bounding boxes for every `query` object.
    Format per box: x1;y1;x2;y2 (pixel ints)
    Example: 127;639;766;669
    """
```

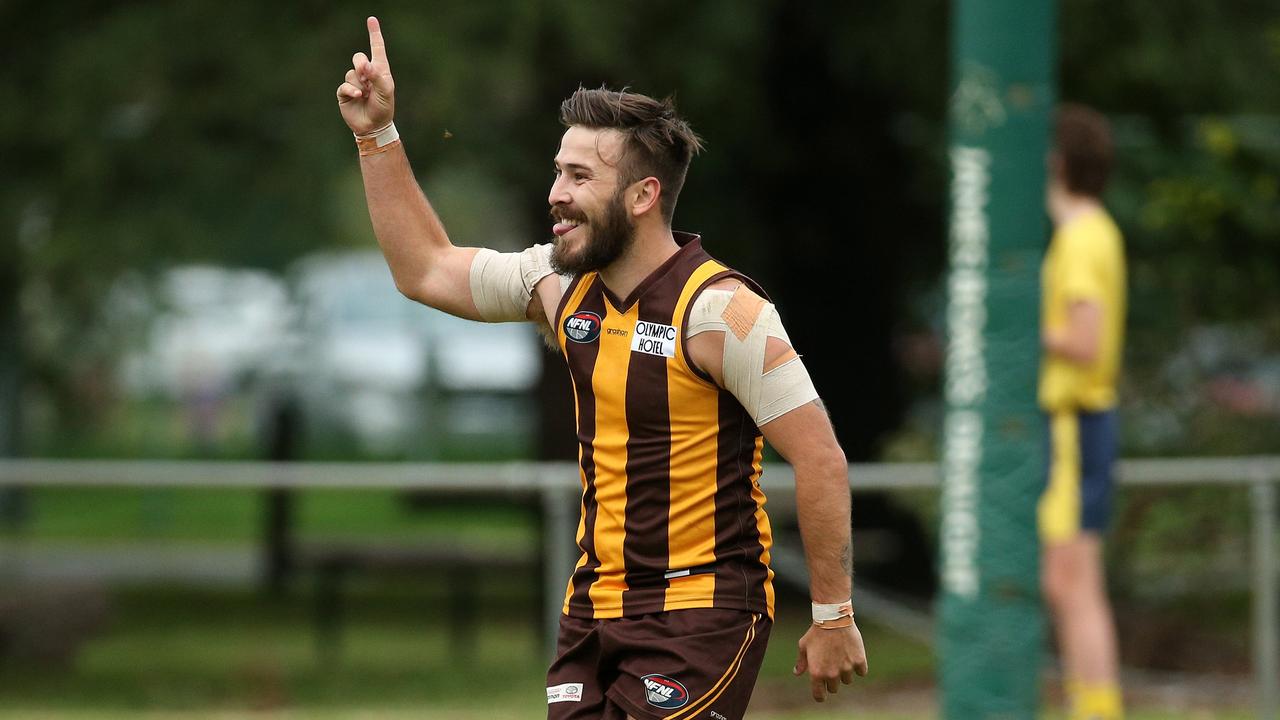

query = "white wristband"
355;122;400;155
812;599;854;623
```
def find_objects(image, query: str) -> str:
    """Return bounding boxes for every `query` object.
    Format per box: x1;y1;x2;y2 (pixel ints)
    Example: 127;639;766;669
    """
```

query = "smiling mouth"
552;218;585;237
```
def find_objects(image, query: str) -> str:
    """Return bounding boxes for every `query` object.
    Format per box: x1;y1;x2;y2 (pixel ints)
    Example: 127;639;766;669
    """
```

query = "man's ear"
629;177;663;218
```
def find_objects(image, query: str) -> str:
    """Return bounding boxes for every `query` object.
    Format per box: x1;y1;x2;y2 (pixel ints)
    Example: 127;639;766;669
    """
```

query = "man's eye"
574;174;588;182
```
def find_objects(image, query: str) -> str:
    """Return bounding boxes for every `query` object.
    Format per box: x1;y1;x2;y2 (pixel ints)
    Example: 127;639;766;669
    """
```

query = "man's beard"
550;189;636;276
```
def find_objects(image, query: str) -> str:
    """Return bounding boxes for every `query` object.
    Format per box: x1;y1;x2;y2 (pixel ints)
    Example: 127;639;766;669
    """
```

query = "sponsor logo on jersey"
564;311;603;343
546;682;584;704
642;674;689;709
631;320;677;358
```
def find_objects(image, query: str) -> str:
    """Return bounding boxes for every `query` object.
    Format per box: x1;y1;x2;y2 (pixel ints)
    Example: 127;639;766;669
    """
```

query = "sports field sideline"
0;583;1250;719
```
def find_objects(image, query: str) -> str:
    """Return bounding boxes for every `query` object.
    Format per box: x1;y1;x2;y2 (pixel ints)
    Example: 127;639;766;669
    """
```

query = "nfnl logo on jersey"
564;311;603;343
641;674;689;709
631;320;677;358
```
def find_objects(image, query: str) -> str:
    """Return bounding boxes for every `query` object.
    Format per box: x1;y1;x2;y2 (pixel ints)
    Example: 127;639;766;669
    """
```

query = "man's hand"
1042;299;1102;364
337;16;396;135
794;620;868;702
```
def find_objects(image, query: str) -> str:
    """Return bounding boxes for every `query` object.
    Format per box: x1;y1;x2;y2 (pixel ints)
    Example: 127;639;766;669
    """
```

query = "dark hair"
1053;104;1114;198
559;85;704;224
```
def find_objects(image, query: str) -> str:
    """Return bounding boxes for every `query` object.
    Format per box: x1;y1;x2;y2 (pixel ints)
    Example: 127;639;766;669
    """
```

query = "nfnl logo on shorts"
564;311;603;343
641;674;689;709
546;682;584;704
631;320;677;358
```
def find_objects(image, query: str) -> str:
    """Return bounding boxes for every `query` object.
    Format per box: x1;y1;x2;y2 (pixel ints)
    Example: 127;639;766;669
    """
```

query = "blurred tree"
1;0;1277;459
1059;0;1280;456
3;1;362;433
1063;0;1280;327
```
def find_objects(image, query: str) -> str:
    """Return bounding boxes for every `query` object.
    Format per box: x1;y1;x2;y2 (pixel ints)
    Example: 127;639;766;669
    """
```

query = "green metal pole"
0;220;24;530
939;1;1055;717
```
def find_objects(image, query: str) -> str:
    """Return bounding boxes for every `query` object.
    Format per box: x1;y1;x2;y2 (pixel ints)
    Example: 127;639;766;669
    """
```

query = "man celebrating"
337;17;867;718
1038;104;1127;720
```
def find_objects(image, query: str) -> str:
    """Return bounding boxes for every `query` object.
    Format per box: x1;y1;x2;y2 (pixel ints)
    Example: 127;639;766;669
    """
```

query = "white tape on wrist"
355;122;400;155
812;599;854;623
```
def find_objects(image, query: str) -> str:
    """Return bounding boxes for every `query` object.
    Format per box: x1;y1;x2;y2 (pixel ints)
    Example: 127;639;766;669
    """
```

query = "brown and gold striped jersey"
554;233;775;620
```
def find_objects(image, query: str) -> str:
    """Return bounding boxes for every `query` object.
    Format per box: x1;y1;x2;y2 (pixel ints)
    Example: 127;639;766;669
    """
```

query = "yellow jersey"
1038;208;1126;411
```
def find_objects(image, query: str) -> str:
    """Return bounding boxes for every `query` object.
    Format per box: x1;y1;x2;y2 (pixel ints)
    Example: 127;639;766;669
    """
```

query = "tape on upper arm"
469;244;558;322
688;285;819;425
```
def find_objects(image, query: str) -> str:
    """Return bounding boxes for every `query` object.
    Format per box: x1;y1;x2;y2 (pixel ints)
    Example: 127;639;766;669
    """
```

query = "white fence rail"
2;456;1279;716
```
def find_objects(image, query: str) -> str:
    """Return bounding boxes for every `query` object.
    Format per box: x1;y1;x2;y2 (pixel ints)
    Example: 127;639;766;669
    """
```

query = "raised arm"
684;280;868;702
336;17;555;323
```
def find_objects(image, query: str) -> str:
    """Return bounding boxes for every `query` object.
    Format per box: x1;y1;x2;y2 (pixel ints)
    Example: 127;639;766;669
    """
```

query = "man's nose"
548;176;571;207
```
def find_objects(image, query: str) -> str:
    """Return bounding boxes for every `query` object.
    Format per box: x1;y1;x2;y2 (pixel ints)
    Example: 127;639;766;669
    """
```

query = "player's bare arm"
761;400;869;702
1043;299;1102;363
685;280;869;703
336;17;551;324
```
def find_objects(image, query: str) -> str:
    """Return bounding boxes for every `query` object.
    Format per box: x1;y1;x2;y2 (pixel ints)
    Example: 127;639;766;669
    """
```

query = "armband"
469;244;558;322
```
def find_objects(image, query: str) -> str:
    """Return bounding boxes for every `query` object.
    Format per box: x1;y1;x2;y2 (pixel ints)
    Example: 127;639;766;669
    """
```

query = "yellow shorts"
1038;409;1119;544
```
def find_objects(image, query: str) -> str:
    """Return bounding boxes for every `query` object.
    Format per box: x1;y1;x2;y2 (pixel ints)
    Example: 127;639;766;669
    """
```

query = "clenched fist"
336;16;396;135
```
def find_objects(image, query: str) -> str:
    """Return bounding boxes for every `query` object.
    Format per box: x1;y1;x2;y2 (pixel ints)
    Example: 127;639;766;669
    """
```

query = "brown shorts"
546;608;771;720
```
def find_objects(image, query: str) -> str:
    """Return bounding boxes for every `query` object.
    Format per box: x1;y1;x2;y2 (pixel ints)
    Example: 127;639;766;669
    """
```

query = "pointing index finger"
367;16;389;66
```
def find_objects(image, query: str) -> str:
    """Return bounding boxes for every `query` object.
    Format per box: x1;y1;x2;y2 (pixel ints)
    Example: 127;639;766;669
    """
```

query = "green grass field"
11;487;539;545
0;582;935;719
0;487;1256;718
0;581;1253;719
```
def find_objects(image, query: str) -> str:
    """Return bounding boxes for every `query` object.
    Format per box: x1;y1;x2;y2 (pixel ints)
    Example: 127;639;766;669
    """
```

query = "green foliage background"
0;4;1277;713
1;0;1278;454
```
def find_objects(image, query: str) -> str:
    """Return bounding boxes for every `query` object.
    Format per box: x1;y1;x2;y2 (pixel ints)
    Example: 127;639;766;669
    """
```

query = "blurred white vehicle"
284;251;542;457
117;252;542;458
118;266;295;399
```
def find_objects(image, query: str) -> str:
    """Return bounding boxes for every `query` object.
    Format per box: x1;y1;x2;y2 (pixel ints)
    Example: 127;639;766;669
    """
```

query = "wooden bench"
298;542;537;664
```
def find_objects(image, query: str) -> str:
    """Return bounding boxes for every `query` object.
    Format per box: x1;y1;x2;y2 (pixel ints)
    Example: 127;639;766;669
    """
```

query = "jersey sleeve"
1057;229;1107;304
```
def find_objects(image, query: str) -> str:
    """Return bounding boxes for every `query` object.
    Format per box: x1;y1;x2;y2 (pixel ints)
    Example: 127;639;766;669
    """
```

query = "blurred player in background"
335;17;867;719
1038;104;1127;720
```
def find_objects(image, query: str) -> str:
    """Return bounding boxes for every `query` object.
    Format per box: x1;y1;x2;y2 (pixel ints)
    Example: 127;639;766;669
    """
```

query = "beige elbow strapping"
688;286;819;425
